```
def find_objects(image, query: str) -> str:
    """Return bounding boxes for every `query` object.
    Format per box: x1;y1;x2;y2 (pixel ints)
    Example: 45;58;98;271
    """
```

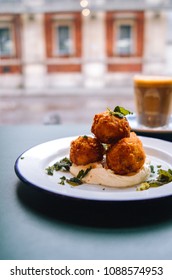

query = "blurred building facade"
0;0;172;92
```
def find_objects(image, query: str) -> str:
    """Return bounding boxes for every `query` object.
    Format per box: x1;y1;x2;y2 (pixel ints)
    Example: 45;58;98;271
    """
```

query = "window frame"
114;18;136;57
0;15;22;74
106;11;144;72
44;12;82;72
52;20;75;57
0;21;15;57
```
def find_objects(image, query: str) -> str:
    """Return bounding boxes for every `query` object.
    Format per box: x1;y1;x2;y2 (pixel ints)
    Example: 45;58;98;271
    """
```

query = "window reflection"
56;25;72;55
117;25;133;55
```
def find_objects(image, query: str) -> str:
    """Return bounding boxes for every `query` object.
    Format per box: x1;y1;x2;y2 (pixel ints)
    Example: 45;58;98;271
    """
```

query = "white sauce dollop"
70;162;150;188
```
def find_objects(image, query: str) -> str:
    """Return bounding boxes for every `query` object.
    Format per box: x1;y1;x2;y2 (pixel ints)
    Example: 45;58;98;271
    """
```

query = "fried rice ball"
106;132;146;175
91;111;131;144
70;136;104;166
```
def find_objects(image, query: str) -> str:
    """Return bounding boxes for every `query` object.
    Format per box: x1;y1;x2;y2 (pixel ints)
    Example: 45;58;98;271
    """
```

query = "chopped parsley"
107;106;133;118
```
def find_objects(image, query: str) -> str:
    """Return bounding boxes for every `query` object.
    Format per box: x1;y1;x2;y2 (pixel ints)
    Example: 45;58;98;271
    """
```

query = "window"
44;13;82;72
0;15;21;74
114;18;135;56
0;26;13;56
55;24;73;55
116;24;133;55
106;11;144;72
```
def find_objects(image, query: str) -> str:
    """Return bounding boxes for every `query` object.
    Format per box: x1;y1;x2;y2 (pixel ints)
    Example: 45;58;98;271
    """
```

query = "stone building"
0;0;172;92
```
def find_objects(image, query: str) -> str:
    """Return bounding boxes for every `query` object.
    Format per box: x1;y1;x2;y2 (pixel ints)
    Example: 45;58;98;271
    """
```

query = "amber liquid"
135;86;172;127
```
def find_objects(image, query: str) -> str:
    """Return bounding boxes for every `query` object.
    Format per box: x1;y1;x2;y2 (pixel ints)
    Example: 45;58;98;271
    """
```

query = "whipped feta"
70;162;150;188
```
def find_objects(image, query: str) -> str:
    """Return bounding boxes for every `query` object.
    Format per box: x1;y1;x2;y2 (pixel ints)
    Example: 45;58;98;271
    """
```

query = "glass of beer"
134;75;172;128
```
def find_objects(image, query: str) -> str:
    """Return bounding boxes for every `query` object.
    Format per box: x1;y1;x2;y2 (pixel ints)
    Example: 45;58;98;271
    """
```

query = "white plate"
15;136;172;202
127;114;172;134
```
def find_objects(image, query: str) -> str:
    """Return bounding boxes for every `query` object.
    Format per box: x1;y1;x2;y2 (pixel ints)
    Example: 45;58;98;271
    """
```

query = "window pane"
0;27;12;56
117;25;132;55
57;25;71;55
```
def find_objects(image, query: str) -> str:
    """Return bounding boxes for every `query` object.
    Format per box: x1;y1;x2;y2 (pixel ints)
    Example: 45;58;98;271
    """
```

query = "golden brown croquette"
91;111;131;144
70;135;105;165
106;132;146;175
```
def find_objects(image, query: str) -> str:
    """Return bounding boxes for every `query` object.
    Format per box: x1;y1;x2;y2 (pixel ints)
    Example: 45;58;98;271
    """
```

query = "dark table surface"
0;124;172;260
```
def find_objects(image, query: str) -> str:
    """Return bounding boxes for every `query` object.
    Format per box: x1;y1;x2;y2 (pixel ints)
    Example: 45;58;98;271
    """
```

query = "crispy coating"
106;132;146;175
91;111;131;144
70;136;104;166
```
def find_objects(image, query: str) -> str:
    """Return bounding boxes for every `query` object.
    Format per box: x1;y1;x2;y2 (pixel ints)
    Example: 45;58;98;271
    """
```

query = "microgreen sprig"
107;106;133;118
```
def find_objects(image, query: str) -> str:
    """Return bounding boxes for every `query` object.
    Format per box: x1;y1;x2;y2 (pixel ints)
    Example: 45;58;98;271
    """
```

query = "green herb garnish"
150;165;155;173
53;157;72;171
59;176;66;185
137;167;172;191
107;106;133;118
60;167;92;186
158;168;172;183
77;167;92;179
67;166;92;186
46;156;92;186
66;177;83;186
137;182;150;191
45;157;72;175
46;166;54;176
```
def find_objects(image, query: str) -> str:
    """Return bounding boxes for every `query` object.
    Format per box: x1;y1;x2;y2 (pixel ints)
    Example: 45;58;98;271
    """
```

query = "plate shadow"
16;181;172;229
